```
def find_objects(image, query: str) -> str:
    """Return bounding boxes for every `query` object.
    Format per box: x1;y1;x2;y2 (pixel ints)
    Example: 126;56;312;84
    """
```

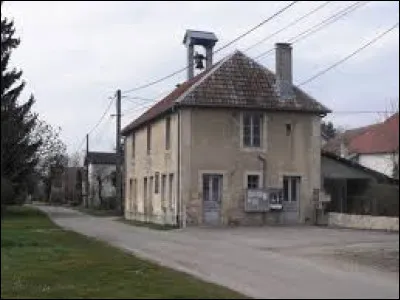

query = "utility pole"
116;90;123;215
85;134;89;208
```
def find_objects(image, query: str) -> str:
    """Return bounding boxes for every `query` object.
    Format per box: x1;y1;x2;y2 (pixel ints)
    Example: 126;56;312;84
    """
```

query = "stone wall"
328;212;399;232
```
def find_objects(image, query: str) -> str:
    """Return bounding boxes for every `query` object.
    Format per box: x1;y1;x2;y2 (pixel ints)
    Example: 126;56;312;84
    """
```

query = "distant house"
49;169;65;204
121;30;330;227
84;152;116;208
63;167;83;205
323;113;399;178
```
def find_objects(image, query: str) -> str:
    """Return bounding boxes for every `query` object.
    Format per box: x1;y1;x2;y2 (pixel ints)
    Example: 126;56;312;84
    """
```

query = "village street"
36;205;399;299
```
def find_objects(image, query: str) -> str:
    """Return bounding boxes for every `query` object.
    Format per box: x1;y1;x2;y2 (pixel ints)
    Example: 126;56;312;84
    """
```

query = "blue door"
203;174;223;225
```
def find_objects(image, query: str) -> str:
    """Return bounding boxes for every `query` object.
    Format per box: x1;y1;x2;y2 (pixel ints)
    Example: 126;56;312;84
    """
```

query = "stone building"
122;30;330;227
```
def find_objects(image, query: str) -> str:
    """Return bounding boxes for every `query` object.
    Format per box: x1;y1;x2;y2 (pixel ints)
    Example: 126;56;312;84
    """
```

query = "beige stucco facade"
124;107;322;227
124;112;179;225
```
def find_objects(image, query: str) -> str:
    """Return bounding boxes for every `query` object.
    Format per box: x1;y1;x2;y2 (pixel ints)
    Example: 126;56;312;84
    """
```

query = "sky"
3;1;399;156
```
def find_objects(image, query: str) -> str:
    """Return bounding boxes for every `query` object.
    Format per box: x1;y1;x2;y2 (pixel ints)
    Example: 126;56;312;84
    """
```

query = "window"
247;174;260;189
143;177;148;214
168;173;174;210
155;172;159;194
129;179;133;210
283;176;300;202
147;125;151;154
149;176;154;213
165;116;171;150
131;133;135;159
133;179;137;212
161;174;167;210
243;113;262;147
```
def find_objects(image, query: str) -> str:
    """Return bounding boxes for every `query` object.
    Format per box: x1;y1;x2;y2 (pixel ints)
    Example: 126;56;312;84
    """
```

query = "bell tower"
183;30;218;80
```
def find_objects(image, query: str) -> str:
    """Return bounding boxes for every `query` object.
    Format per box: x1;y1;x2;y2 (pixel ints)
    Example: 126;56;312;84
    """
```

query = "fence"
347;183;399;217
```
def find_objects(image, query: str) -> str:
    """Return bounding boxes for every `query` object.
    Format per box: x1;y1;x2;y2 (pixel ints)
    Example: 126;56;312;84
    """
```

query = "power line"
254;1;368;60
122;1;298;95
124;96;156;103
87;96;115;136
91;115;113;144
290;1;369;44
73;95;116;153
122;102;154;116
244;1;331;53
298;21;399;86
213;1;299;55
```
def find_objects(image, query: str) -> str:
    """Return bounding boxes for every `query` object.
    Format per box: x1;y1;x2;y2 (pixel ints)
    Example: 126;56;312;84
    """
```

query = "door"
149;176;154;215
143;178;148;216
282;176;301;224
202;174;223;226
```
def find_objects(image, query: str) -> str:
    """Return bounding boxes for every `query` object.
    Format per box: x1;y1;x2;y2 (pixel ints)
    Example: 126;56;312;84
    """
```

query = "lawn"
1;206;247;299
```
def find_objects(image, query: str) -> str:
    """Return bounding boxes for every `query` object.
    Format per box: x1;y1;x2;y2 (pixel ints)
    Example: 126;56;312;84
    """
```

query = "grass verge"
1;206;246;299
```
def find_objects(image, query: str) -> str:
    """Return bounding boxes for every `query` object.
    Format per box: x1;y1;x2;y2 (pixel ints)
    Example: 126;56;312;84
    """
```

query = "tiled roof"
323;113;399;155
122;50;331;135
85;152;116;165
121;62;219;136
322;124;378;155
349;113;399;154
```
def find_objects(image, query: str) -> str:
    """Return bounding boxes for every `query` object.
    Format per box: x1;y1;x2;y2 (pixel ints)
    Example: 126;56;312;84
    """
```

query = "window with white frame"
283;176;300;202
133;178;137;212
243;113;262;147
168;173;174;210
161;174;167;210
147;125;151;154
165;116;171;150
247;174;260;189
129;179;133;211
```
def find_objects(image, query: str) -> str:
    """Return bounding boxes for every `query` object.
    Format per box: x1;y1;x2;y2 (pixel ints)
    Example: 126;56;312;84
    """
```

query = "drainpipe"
258;154;267;225
176;106;182;228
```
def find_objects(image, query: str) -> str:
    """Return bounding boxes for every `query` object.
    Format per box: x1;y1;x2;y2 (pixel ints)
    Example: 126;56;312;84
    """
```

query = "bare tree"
68;152;82;167
91;166;112;208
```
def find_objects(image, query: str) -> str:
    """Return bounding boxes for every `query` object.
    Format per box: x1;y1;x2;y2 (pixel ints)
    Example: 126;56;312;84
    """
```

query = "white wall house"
84;152;117;208
324;113;399;178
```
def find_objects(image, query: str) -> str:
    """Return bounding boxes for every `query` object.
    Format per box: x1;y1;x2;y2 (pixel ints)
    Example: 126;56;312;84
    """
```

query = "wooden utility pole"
85;134;89;208
116;90;123;215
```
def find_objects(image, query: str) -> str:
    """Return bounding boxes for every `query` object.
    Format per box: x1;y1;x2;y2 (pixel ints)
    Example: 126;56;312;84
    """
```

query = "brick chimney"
275;43;294;100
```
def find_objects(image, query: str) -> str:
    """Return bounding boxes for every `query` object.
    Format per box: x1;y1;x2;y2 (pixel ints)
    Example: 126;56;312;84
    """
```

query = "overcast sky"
3;1;399;156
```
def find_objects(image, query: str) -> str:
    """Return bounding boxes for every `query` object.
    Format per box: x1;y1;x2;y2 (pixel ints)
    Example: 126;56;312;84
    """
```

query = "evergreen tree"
1;1;42;202
321;121;337;140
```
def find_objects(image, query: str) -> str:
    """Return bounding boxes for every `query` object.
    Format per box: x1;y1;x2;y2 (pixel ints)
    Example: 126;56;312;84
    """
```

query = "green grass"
1;206;247;299
118;218;179;231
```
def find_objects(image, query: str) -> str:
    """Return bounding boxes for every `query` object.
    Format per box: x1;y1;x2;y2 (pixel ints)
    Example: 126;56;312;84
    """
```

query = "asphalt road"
35;205;399;299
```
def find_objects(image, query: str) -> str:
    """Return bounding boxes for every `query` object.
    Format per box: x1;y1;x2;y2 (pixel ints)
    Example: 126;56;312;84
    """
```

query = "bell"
195;58;204;69
194;52;205;70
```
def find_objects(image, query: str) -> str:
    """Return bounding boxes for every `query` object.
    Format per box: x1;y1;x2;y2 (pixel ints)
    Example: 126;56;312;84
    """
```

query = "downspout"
175;105;182;228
